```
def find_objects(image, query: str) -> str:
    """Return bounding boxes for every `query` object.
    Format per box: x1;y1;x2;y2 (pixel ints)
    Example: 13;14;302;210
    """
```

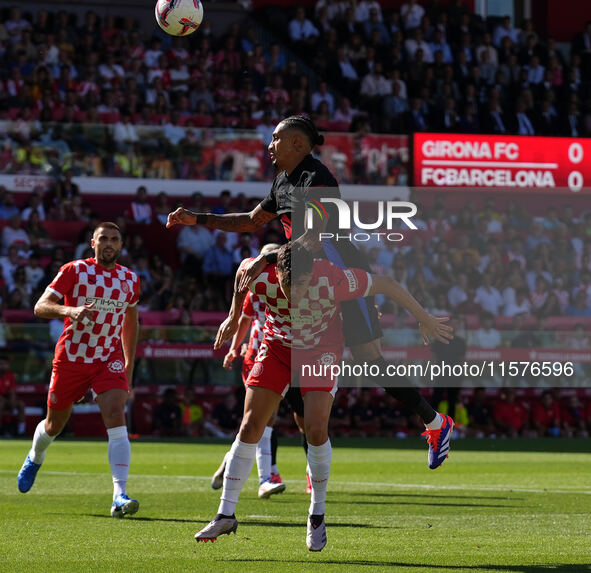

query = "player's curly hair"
280;115;325;147
277;242;314;284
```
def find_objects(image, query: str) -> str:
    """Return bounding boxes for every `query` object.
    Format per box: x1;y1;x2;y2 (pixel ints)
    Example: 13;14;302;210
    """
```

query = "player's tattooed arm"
214;261;249;349
166;204;277;231
294;205;326;253
121;304;139;388
34;289;96;323
369;275;454;345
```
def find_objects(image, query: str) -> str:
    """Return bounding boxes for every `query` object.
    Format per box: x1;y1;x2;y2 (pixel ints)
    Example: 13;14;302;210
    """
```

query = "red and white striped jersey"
250;260;372;350
241;290;265;356
47;258;140;364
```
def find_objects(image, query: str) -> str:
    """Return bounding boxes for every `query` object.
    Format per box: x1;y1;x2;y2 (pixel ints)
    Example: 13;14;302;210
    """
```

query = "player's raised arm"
214;261;250;349
121;304;139;388
166;203;277;232
369;275;454;345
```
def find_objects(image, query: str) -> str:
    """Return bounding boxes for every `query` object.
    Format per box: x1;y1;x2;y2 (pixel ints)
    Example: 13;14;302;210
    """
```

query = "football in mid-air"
155;0;204;36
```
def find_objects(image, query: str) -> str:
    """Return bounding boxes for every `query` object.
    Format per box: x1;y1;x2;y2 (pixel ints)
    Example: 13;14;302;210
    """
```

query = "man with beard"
17;222;141;518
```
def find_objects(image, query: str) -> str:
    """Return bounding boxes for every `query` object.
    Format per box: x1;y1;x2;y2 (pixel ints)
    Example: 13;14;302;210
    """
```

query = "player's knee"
45;419;65;436
239;412;265;443
304;421;328;446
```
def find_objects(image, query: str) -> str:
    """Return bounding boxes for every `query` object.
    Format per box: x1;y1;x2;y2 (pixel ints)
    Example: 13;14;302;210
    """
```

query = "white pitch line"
1;470;589;495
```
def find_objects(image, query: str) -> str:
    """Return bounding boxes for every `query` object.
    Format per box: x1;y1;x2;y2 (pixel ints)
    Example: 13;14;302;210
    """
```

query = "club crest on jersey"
318;352;337;366
121;281;130;294
251;362;264;378
107;360;125;373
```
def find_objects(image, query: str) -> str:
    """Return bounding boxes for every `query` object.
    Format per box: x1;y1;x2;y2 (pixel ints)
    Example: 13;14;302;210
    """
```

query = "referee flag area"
1;439;590;572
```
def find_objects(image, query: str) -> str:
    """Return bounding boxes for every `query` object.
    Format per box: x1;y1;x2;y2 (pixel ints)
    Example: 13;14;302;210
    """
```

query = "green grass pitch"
1;438;590;573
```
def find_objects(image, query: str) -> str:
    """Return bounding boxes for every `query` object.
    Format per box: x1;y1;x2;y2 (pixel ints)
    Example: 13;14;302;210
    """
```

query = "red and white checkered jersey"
47;258;140;364
241;290;265;355
250;260;372;350
250;264;291;347
292;259;372;349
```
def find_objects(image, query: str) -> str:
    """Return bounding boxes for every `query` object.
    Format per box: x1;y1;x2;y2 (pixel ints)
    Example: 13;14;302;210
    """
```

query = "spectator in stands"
532;391;561;437
0;357;25;436
401;0;425;31
351;389;381;436
504;287;531;317
561;395;588;438
473;313;501;348
466;388;495;438
177;221;213;276
180;387;205;437
1;214;30;256
20;191;46;222
112;113;139;153
153;387;183;436
127;186;152;224
380;393;412;438
0;191;20;220
329;392;352;435
493;16;520;48
204;392;241;438
475;273;503;315
288;7;319;56
494;388;529;437
311;81;335;116
566;290;591;317
448;273;468;308
202;231;233;304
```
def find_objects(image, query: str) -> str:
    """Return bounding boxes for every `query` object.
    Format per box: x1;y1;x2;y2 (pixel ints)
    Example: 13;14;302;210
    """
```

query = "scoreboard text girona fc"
413;133;591;193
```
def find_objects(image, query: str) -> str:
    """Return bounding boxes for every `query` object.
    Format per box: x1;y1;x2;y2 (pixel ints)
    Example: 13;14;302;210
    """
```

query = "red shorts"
47;353;129;411
242;357;254;385
246;340;340;397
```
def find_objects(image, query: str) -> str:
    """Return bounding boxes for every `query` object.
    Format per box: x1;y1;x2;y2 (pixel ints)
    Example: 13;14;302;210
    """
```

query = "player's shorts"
322;239;383;347
47;353;129;411
242;355;255;385
246;340;339;397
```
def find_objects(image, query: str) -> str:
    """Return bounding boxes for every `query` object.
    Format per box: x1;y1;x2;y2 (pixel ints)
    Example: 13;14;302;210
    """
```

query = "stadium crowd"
144;385;591;440
0;2;590;179
0;186;590;328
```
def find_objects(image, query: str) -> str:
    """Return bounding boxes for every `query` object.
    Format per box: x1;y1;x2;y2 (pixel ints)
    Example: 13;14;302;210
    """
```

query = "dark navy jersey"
260;154;340;239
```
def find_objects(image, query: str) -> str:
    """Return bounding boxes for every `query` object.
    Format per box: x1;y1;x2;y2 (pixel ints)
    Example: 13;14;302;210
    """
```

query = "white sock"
256;426;273;484
271;464;278;474
218;439;257;516
107;425;130;500
307;440;332;516
425;413;444;430
29;419;56;464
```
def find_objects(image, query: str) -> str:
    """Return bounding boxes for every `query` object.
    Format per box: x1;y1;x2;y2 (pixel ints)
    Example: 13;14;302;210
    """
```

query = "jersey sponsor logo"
85;296;126;312
318;352;337;366
121;281;130;294
251;362;264;378
107;359;125;373
343;269;358;293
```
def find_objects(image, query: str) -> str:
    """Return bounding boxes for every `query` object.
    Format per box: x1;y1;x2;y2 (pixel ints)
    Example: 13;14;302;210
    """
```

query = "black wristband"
195;213;207;225
264;252;278;264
